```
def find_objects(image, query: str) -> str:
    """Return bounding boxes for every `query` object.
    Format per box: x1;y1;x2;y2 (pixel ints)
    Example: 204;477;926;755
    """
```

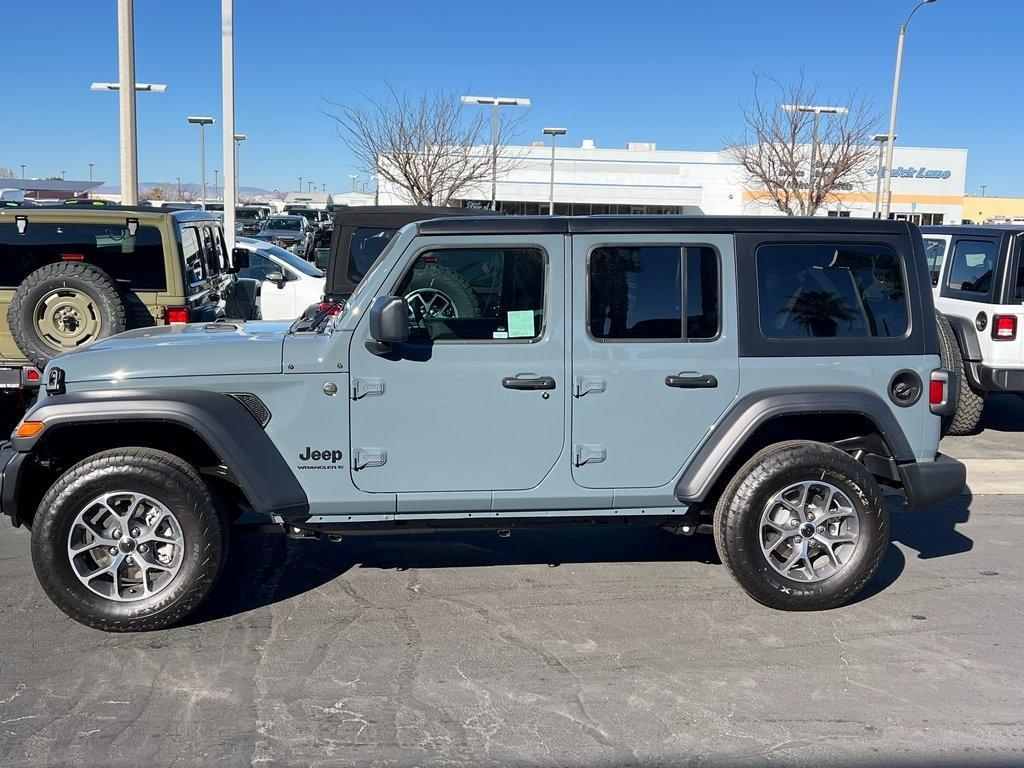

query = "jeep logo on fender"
297;447;344;470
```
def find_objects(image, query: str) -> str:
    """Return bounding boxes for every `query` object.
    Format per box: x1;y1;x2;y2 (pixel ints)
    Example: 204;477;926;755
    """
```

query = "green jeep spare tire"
8;262;127;368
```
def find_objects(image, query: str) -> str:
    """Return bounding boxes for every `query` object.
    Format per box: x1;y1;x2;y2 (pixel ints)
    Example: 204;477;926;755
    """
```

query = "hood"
259;229;304;239
53;321;291;384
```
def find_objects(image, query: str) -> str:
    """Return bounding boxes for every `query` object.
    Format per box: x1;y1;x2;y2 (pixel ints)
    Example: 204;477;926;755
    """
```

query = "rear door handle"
665;373;718;389
502;375;556;391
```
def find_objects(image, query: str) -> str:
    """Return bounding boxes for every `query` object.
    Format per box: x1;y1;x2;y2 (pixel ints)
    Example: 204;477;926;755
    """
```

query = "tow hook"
286;526;321;540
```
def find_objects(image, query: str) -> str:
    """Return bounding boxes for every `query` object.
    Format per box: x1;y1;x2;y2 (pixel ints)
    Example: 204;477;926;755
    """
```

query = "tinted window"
180;226;205;284
349;226;398;283
947;239;997;294
923;238;946;286
395;248;545;341
266;217;301;231
0;222;166;290
757;243;908;338
589;245;718;340
238;252;277;282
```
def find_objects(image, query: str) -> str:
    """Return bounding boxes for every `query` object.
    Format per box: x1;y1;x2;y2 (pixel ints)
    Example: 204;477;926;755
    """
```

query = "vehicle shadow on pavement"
189;525;722;625
979;393;1024;432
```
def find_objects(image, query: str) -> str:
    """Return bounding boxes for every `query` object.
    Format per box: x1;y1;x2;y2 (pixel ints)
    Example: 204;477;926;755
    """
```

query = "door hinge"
574;375;606;398
352;448;387;470
573;444;607;467
351;377;385;400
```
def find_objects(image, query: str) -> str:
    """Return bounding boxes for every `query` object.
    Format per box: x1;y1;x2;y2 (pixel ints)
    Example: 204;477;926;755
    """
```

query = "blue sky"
2;0;1020;195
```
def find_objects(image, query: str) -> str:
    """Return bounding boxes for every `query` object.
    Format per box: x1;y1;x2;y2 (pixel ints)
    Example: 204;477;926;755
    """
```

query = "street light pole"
213;169;219;200
542;127;566;215
19;164;25;179
232;133;246;198
350;174;358;192
117;0;137;205
882;0;939;219
461;95;531;211
187;116;215;204
781;104;848;216
88;163;94;182
176;176;181;199
871;133;896;217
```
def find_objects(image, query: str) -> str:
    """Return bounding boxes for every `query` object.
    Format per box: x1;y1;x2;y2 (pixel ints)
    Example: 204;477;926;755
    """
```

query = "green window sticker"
506;310;535;338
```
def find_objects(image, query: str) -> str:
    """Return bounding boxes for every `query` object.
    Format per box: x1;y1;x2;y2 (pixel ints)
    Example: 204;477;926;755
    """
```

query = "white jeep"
923;225;1024;434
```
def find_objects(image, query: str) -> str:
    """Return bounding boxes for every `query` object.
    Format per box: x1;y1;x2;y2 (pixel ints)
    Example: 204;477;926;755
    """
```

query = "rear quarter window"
0;221;167;290
756;242;908;339
946;239;997;295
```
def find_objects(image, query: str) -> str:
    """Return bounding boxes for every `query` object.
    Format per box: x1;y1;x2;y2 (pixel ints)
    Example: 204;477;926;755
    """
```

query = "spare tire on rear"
8;262;127;368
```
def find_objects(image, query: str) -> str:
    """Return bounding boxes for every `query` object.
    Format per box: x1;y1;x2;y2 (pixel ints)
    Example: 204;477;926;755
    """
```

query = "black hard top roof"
333;205;481;229
415;214;915;237
922;224;1024;235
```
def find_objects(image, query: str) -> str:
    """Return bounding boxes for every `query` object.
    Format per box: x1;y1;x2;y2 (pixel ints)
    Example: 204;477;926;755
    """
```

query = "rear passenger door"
570;234;739;489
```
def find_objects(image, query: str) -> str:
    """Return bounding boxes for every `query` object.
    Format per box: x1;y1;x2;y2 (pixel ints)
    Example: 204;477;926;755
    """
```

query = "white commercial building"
377;139;967;224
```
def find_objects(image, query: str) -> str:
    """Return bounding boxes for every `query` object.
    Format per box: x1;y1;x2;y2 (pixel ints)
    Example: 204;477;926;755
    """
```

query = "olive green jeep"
0;206;257;418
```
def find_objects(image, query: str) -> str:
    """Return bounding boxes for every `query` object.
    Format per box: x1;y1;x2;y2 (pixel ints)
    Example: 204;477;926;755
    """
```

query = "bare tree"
0;166;13;179
725;74;879;216
324;86;526;206
141;186;170;201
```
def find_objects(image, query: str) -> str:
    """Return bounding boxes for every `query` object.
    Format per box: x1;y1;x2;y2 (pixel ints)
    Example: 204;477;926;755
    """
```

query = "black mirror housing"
366;295;409;354
231;247;250;271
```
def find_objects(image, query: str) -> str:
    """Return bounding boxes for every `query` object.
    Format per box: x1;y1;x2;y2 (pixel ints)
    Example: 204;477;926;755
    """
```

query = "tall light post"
187;116;215;203
307;181;314;193
213;169;219;200
350;174;359;192
19;164;25;179
233;133;246;195
542;127;566;215
221;0;236;248
176;176;182;199
882;0;939;218
461;95;531;210
61;170;67;180
88;163;94;182
298;176;303;193
781;104;848;216
90;81;167;205
872;133;896;218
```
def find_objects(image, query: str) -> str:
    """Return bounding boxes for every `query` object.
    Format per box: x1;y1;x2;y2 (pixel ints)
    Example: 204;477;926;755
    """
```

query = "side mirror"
231;247;250;269
266;271;287;288
366;295;409;354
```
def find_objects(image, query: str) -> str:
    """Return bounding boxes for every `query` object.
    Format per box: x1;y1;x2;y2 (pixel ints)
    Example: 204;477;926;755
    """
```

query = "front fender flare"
16;388;308;518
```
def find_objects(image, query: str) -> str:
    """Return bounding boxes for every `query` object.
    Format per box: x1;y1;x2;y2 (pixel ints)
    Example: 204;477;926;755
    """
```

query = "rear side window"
348;226;398;283
0;222;167;290
395;247;545;342
923;238;946;286
757;243;908;339
947;239;996;294
588;245;719;340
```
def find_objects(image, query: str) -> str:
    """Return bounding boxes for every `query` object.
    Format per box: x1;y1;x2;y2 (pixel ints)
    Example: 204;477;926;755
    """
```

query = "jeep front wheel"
30;448;227;631
713;440;888;611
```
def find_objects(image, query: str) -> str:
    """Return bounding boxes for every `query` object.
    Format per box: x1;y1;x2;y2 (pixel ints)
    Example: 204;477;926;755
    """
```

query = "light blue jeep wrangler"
0;216;966;631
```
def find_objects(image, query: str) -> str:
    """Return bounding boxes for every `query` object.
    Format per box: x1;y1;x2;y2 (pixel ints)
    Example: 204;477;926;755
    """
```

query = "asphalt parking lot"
2;401;1023;768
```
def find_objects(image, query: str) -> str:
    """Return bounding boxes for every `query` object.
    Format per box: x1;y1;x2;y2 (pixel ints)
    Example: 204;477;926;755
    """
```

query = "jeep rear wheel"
713;440;888;611
935;311;985;436
31;448;227;632
8;262;127;368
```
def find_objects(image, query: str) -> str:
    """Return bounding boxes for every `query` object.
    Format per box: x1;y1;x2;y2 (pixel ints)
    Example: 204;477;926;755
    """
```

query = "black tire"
935;311;985;436
31;448;227;632
404;263;480;320
713;440;888;611
8;262;127;368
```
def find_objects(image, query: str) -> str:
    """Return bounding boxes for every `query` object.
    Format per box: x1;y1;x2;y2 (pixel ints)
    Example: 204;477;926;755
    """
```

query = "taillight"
992;314;1017;341
24;367;41;385
929;369;950;415
165;306;191;324
317;301;343;317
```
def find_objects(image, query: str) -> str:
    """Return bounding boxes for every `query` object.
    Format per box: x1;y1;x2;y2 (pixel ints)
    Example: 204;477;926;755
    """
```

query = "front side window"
349;226;399;283
947;239;997;294
0;222;167;290
757;243;908;339
588;245;719;340
394;247;545;341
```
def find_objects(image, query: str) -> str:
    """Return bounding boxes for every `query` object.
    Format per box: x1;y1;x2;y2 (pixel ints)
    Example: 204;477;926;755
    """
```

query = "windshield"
236;207;260;218
251;242;324;277
265;217;301;231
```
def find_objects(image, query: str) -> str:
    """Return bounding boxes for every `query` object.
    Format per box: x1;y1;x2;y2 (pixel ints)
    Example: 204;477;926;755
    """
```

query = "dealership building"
378;140;967;225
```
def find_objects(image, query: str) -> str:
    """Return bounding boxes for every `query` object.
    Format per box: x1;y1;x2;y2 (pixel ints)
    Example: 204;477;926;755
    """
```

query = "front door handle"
502;375;556;391
665;373;718;389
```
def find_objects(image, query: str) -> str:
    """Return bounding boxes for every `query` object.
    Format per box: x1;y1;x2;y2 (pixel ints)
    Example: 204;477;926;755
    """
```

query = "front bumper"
0;442;28;527
897;453;966;510
970;363;1024;393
